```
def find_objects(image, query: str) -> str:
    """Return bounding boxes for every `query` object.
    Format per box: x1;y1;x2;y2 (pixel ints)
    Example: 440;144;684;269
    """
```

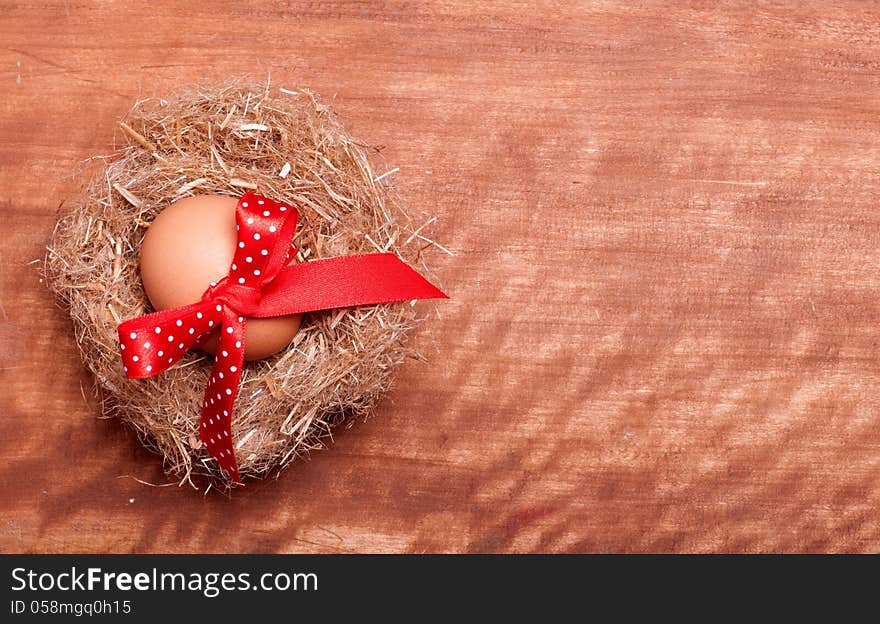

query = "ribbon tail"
199;308;246;484
253;253;448;317
118;301;223;378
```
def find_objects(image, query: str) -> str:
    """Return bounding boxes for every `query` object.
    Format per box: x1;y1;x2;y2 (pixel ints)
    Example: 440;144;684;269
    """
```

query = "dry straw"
45;83;444;489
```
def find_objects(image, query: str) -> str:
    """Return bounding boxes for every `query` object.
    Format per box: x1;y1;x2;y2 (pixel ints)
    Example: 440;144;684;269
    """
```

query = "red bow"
118;193;447;483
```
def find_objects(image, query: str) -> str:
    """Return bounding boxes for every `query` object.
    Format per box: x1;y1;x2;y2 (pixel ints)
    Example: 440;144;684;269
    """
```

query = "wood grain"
2;1;880;553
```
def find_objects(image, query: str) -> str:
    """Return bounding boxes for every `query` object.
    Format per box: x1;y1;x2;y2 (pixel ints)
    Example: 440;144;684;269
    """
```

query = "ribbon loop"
118;192;447;484
118;300;223;379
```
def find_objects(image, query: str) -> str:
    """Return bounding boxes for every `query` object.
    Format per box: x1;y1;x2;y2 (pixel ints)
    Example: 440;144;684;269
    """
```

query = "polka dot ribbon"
117;192;447;484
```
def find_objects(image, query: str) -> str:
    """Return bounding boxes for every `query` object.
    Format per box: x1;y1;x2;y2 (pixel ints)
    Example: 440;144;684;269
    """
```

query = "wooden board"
2;1;880;553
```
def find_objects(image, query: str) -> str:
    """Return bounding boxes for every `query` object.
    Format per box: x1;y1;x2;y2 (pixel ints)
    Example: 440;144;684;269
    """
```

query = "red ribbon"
117;193;447;483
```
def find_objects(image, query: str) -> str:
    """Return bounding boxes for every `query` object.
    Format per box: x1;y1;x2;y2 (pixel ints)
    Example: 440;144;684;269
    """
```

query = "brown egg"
139;194;302;360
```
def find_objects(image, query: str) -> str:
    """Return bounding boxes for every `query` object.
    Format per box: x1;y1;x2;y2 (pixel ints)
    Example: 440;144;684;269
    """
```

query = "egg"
139;194;302;360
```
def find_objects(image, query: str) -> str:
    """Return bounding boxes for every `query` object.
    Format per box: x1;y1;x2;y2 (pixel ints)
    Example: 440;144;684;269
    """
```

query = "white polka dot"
231;264;237;270
178;343;184;349
230;366;237;372
176;320;182;327
188;327;195;335
218;372;224;379
202;422;206;429
168;357;173;363
222;350;228;357
238;277;245;284
216;393;221;400
225;389;232;395
129;332;137;339
208;320;214;327
123;366;128;372
146;365;152;372
263;211;270;217
253;233;261;240
216;305;222;312
210;281;217;287
280;206;287;212
257;200;264;205
235;341;241;348
158;350;164;357
242;201;248;207
269;226;276;233
224;431;229;437
238;241;245;248
154;327;161;334
247;217;254;224
236;225;239;231
144;341;151;349
245;256;252;263
223;410;228;416
226;327;234;334
237;316;243;323
168;335;174;342
253;270;261;276
132;355;139;362
261;249;268;256
197;312;203;319
120;344;125;351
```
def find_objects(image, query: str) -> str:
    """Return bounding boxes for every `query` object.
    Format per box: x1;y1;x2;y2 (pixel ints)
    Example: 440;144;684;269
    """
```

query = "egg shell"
139;194;302;360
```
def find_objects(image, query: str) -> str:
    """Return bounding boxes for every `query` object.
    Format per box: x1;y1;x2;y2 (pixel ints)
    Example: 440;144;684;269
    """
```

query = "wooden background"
2;1;880;553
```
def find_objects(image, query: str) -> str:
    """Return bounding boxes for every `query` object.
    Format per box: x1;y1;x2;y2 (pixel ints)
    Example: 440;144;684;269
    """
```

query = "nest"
45;83;442;488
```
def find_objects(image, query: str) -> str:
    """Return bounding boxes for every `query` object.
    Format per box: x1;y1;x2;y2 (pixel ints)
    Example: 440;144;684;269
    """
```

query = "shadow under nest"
45;83;442;489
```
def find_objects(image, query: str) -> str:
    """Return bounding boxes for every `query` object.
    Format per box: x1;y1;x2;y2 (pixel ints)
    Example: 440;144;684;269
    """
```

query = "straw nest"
45;83;443;488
